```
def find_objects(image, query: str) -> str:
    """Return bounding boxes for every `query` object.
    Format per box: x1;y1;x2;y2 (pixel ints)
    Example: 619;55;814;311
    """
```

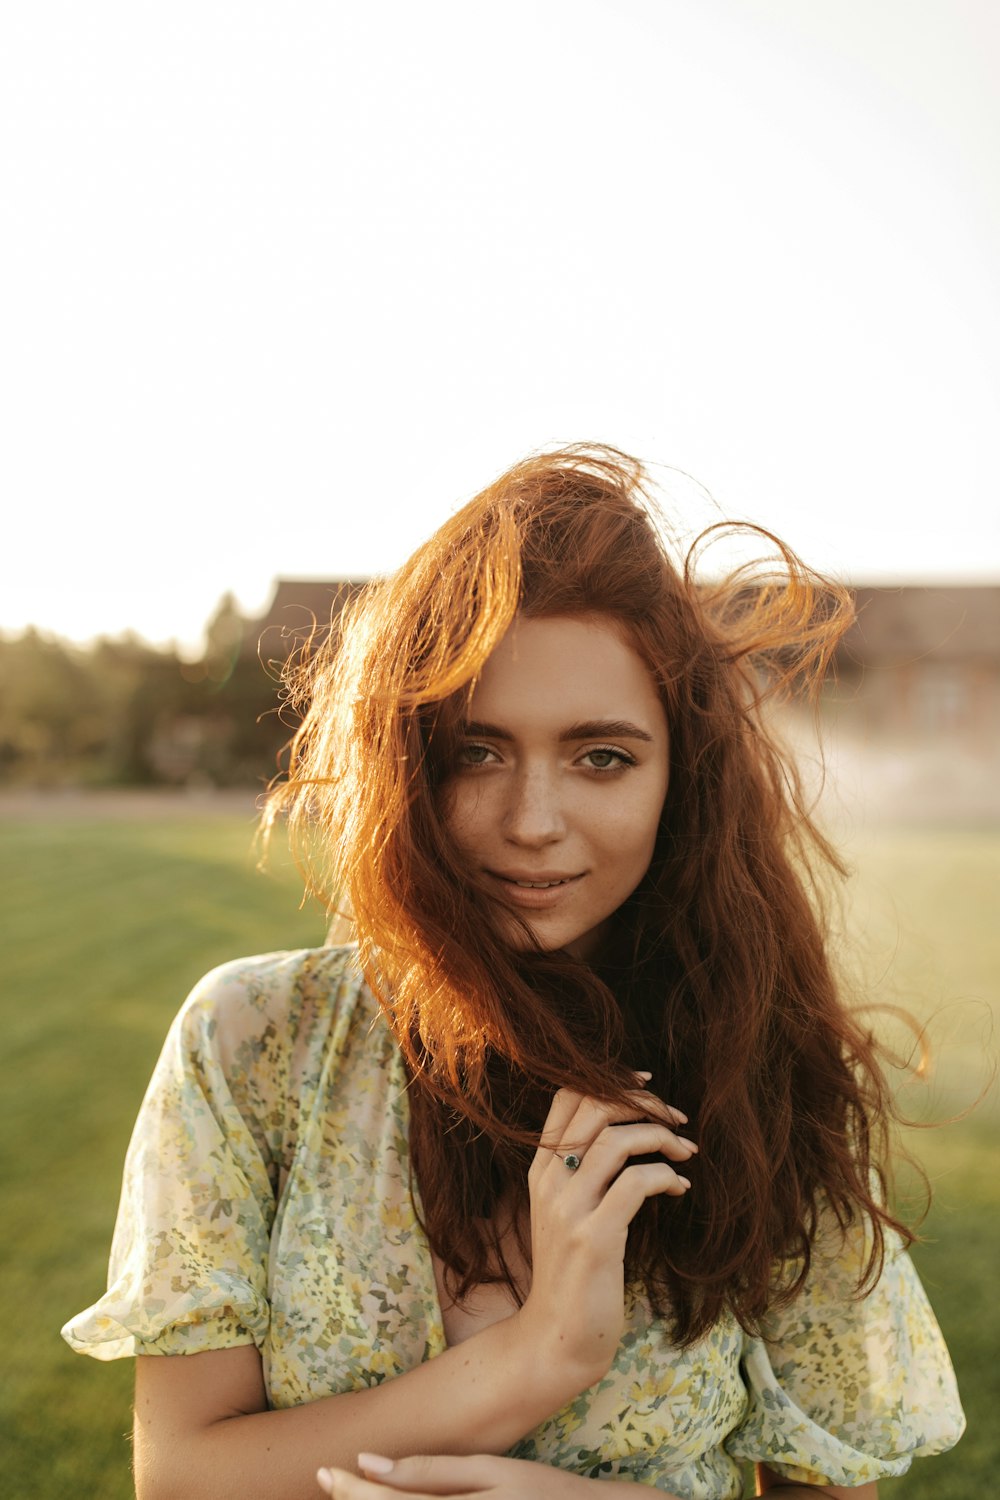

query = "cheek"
439;780;484;850
598;785;665;872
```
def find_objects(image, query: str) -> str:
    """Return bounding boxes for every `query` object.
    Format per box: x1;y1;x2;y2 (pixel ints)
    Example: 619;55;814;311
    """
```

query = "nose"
502;765;567;847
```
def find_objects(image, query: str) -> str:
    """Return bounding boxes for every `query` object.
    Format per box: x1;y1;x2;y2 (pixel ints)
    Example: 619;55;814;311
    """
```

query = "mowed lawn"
2;802;996;1499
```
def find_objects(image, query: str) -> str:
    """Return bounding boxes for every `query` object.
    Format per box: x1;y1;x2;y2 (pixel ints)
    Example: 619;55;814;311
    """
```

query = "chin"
496;908;613;963
537;924;611;964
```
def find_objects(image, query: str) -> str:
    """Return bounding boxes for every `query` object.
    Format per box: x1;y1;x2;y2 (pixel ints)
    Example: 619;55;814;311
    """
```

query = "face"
442;614;670;961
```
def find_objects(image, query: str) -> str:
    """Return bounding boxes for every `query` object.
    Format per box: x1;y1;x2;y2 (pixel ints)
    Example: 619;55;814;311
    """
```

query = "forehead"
467;614;665;726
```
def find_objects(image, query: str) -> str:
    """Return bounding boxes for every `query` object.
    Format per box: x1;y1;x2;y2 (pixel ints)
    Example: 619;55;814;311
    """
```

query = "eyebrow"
461;718;656;744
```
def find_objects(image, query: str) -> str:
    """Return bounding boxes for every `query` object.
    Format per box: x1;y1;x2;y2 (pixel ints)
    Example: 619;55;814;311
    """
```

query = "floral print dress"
63;946;965;1497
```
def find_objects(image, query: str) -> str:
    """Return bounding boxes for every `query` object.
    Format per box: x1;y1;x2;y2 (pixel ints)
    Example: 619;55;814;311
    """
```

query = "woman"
64;445;964;1499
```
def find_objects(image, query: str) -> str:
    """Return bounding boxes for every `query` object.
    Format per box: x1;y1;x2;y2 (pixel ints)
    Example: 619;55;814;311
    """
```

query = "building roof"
837;585;1000;665
248;578;370;660
243;578;1000;668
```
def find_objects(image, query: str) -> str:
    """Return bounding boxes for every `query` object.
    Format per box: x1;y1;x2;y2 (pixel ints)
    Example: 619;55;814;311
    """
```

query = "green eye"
581;747;635;772
458;743;494;766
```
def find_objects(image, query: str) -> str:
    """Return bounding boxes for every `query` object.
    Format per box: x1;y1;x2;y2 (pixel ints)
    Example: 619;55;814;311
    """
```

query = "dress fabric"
63;946;965;1497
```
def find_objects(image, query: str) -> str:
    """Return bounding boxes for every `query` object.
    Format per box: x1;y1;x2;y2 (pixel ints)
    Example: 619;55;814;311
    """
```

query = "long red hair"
264;443;910;1344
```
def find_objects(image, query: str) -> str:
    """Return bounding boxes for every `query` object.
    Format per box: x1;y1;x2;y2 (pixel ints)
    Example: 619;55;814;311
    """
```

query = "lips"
485;871;584;908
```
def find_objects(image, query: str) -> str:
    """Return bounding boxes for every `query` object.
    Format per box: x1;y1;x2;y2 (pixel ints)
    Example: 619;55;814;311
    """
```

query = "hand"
317;1453;614;1497
513;1081;697;1388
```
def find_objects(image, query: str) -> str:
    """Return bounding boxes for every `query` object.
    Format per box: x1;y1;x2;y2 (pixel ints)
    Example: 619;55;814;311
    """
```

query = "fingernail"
673;1110;689;1123
359;1453;395;1475
678;1176;691;1188
316;1471;334;1494
679;1137;699;1152
635;1070;653;1082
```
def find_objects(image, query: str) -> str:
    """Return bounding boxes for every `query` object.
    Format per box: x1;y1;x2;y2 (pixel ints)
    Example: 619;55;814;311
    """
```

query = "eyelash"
581;746;637;773
457;744;637;774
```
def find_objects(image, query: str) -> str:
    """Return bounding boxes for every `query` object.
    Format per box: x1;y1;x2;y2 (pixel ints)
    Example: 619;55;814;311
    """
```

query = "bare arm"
134;1087;694;1500
134;1316;576;1500
318;1453;683;1496
311;1455;879;1497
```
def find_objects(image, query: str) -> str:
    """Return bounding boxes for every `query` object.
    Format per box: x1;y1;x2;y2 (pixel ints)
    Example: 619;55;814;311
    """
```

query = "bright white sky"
3;0;998;654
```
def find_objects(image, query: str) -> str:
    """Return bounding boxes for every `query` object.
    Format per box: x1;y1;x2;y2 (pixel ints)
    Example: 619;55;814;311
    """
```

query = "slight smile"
486;871;584;908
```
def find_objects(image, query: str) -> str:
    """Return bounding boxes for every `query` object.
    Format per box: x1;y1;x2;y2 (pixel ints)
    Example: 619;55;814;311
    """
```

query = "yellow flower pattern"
63;948;964;1497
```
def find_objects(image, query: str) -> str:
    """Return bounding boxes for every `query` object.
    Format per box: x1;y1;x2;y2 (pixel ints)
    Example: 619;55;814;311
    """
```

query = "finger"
537;1081;681;1154
530;1087;585;1183
536;1086;584;1150
608;1074;689;1126
593;1160;692;1228
583;1121;698;1176
550;1089;684;1161
628;1072;689;1125
627;1089;688;1128
549;1093;636;1160
317;1469;389;1498
565;1125;695;1211
356;1453;507;1493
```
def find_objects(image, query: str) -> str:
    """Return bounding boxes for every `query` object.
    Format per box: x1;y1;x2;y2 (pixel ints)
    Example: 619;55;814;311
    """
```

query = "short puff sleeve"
725;1216;965;1487
62;955;294;1360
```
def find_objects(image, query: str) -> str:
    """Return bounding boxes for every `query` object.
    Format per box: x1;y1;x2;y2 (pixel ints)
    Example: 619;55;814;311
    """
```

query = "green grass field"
2;802;996;1498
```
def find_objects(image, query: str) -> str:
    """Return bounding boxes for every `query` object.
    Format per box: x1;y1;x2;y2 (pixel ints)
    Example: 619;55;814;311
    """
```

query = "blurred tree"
0;608;296;789
204;592;244;684
0;630;116;783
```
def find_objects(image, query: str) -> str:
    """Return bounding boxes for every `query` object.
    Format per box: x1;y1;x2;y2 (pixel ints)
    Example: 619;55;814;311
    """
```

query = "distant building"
830;585;1000;741
233;577;1000;743
243;578;370;662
